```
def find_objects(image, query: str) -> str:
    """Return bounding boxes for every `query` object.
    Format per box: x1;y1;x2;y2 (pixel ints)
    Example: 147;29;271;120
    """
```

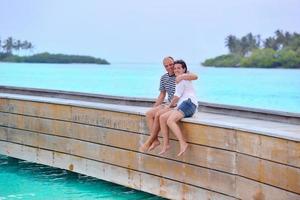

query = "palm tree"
275;30;285;41
248;33;260;49
225;35;240;54
3;37;14;54
14;40;22;54
21;41;34;53
27;42;34;52
240;36;249;56
284;31;292;47
264;37;279;50
239;33;261;56
21;40;29;50
274;30;288;49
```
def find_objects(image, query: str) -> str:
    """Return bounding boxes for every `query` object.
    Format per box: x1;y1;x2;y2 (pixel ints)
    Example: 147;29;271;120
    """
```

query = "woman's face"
174;63;185;76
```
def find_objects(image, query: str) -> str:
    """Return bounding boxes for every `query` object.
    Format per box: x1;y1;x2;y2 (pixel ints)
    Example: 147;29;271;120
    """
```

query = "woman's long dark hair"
174;60;187;73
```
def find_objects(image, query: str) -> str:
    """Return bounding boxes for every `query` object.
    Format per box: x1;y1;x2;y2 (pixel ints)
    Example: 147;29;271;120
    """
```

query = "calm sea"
0;62;299;113
0;155;162;200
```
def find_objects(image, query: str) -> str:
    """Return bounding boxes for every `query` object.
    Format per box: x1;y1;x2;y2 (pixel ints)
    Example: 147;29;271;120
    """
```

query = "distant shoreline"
0;52;110;65
202;30;300;69
202;52;300;69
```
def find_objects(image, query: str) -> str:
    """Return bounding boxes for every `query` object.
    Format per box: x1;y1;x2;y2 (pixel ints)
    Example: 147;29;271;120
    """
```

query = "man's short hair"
164;56;174;61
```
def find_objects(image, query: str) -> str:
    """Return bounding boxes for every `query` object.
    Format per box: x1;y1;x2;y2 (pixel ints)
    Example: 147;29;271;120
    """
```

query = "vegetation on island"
202;30;300;68
0;37;109;64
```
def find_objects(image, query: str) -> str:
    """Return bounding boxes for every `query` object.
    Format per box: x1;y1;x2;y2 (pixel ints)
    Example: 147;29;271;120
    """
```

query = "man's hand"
153;91;166;107
176;74;184;83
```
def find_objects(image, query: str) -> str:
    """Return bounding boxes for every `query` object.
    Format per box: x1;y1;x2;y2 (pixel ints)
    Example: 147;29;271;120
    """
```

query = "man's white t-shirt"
174;80;198;108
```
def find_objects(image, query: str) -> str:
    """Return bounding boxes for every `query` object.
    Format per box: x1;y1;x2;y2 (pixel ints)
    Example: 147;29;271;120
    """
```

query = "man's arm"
176;72;198;83
153;91;166;107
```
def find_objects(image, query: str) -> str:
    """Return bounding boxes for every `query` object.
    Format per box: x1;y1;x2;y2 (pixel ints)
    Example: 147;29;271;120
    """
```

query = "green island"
202;30;300;68
0;37;109;65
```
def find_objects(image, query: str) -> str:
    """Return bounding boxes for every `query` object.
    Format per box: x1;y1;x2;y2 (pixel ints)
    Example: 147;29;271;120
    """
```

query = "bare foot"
177;143;188;157
148;139;160;151
158;144;170;155
139;144;150;153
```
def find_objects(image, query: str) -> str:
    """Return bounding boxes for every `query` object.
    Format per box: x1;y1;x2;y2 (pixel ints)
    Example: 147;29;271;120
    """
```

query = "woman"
158;60;198;156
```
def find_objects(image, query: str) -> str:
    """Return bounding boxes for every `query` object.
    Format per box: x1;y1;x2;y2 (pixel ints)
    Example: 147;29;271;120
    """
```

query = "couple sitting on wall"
140;56;198;156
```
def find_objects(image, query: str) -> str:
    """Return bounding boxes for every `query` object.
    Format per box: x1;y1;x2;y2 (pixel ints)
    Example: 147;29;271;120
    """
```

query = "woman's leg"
167;111;188;156
158;110;173;155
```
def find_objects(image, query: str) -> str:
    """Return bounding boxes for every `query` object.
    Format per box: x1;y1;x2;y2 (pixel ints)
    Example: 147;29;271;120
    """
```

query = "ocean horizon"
1;62;300;113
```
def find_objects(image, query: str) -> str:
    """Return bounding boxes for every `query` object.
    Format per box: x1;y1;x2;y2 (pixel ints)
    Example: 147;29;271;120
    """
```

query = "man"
140;56;198;152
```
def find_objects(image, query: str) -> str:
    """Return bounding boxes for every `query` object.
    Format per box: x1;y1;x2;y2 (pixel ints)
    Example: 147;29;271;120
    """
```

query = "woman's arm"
176;72;198;83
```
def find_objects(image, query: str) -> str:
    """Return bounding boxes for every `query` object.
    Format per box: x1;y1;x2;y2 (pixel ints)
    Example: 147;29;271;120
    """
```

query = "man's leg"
145;106;162;133
148;107;172;151
140;106;163;152
140;106;170;152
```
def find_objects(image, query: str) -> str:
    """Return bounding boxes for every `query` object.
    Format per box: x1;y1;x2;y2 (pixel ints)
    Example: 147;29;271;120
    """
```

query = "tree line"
0;37;33;56
203;30;300;68
0;36;109;64
3;52;109;64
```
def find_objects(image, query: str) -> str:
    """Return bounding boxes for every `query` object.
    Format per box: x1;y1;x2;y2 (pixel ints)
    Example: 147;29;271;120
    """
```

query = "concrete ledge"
1;93;299;142
0;85;154;107
1;85;300;125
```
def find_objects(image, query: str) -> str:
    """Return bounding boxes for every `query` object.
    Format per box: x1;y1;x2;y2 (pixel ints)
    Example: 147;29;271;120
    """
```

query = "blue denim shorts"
177;98;197;118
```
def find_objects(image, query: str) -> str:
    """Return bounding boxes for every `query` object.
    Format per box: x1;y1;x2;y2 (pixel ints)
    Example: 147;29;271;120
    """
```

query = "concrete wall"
0;97;299;200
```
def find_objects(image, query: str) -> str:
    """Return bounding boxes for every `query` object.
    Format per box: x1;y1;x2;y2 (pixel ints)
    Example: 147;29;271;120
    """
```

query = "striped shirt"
159;73;176;102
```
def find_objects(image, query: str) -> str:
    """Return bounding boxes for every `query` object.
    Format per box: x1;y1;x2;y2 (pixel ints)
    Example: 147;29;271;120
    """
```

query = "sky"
1;0;300;64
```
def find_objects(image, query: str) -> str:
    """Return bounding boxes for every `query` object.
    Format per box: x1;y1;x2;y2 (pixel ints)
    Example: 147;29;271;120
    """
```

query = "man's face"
163;59;174;74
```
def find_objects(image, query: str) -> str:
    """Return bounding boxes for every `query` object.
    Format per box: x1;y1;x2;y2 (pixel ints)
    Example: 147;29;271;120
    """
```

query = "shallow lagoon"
0;155;162;200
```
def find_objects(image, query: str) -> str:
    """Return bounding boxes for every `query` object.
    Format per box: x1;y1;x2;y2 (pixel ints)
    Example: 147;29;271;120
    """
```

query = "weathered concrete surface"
0;93;299;200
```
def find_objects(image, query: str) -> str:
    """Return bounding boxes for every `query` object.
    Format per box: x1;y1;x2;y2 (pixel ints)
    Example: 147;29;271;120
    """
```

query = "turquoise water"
0;63;299;198
0;62;300;113
0;155;162;200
